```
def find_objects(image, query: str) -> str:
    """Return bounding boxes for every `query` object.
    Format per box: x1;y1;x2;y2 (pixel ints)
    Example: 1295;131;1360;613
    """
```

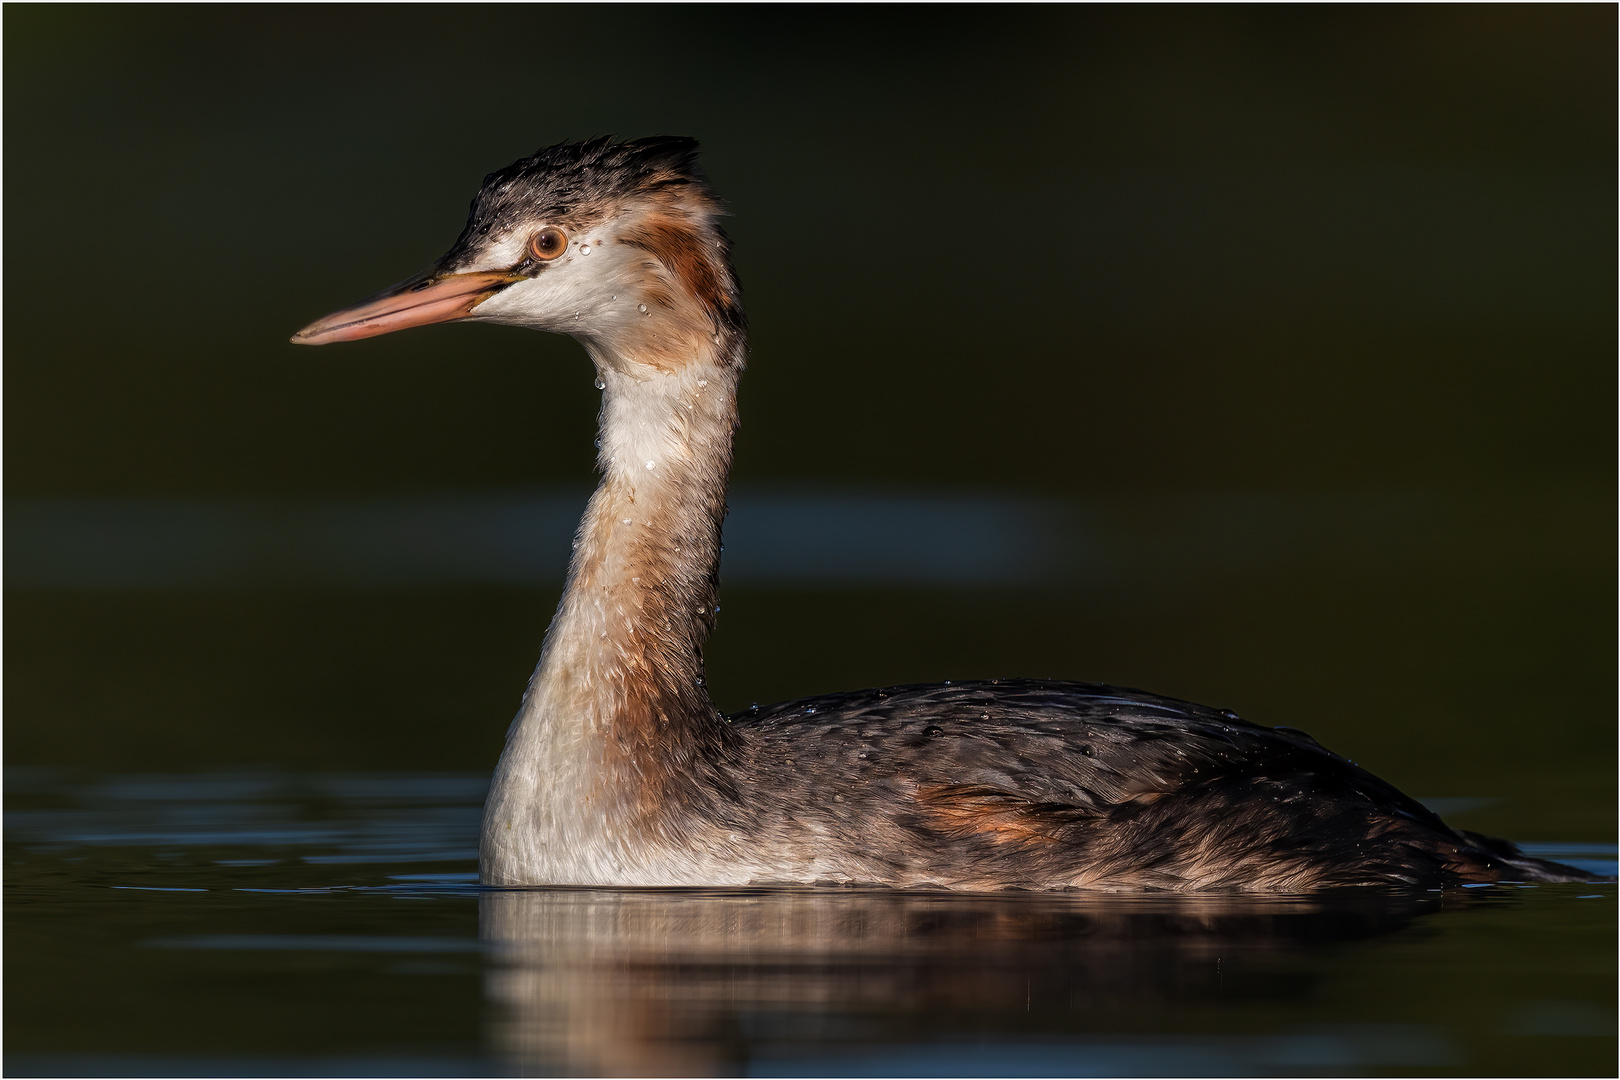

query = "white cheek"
472;269;583;328
473;242;649;333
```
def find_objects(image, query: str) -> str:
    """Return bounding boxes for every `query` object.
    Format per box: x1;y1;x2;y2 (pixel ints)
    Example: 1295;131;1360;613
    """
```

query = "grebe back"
293;136;1592;890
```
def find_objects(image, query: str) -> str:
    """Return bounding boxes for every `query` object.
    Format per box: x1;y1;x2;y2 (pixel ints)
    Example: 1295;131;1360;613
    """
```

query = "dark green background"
7;5;1614;840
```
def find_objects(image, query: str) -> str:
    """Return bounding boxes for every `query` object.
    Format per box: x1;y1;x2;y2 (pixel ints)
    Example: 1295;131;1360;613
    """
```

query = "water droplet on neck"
712;335;721;345
594;376;605;390
645;460;656;470
622;518;632;526
637;303;648;314
696;378;708;387
580;244;591;255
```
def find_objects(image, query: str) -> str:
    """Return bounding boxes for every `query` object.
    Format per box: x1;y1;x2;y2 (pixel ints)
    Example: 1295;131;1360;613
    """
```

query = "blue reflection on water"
6;770;486;868
5;487;1481;589
6;490;1066;588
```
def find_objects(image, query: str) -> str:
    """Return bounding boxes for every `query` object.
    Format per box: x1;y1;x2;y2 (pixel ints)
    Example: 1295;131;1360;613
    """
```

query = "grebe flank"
294;136;1592;891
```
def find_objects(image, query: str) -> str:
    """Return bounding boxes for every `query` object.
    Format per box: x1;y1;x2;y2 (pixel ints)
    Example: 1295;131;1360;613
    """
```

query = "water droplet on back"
638;303;649;314
594;376;605;390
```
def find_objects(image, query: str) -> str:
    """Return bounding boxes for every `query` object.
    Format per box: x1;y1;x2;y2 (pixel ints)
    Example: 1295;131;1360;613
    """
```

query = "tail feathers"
1458;830;1604;884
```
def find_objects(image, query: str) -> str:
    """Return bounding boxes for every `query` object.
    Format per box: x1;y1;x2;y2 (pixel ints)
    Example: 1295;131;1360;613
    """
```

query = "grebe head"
292;136;744;374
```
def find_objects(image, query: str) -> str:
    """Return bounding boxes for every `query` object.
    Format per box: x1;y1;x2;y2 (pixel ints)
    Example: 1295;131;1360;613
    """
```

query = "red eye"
529;228;568;261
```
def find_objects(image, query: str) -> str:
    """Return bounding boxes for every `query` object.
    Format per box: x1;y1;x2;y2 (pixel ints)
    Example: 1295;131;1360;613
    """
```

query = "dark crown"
466;136;712;234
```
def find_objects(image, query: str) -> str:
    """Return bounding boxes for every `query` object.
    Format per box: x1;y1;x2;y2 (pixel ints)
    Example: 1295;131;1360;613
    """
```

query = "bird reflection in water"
478;887;1442;1076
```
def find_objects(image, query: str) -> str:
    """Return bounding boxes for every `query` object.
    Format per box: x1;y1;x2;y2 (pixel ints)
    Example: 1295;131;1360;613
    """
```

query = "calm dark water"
6;770;1613;1078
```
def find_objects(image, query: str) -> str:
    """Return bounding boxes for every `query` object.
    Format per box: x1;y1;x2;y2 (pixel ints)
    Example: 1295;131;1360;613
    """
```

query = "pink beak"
291;269;525;345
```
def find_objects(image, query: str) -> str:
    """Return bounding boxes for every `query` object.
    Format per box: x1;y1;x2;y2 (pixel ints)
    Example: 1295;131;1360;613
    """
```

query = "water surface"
6;771;1613;1077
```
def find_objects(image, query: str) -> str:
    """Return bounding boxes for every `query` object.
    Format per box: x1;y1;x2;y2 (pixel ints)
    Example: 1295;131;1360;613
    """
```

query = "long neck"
502;334;743;834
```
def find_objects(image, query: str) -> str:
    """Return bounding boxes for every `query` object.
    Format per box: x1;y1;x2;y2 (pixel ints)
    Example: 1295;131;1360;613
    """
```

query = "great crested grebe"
295;136;1591;891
